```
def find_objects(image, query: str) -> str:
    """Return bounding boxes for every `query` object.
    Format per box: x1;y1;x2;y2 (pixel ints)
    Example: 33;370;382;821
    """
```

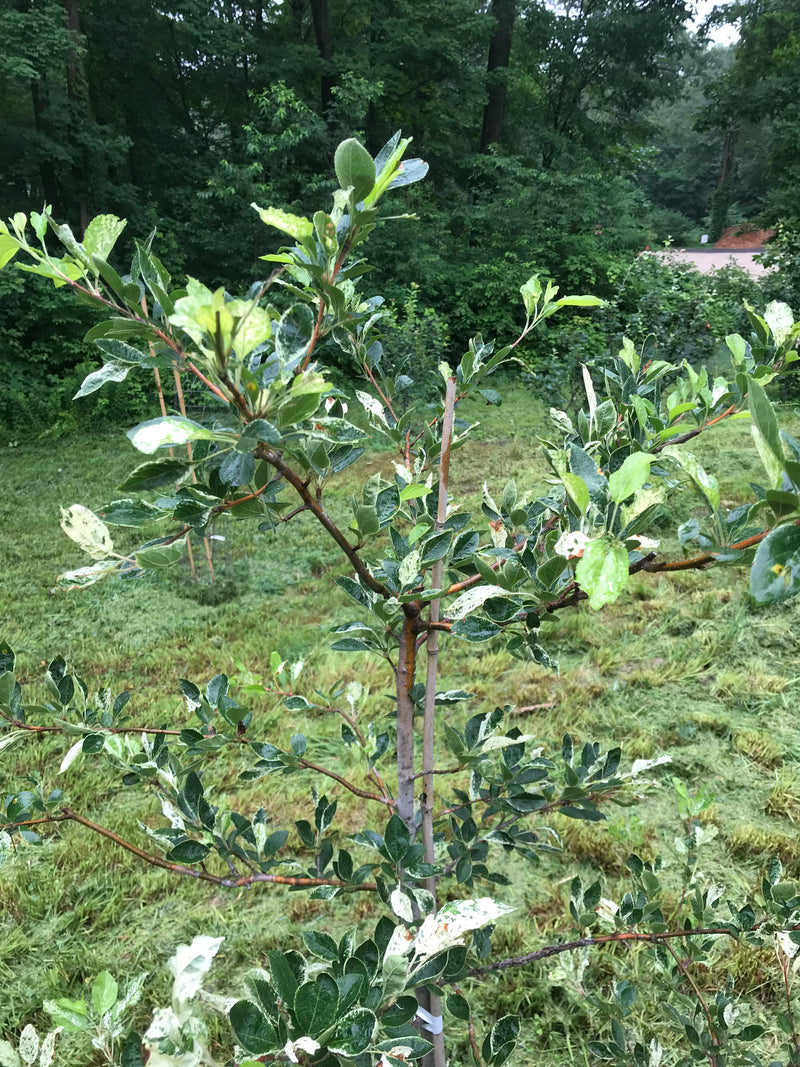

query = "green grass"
2;386;800;1063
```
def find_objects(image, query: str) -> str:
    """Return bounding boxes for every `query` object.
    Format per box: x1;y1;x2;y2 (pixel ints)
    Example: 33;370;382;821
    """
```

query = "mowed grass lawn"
2;378;800;1063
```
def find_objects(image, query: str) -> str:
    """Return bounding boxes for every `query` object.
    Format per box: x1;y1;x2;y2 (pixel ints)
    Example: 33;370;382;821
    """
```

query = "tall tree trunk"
709;123;739;243
480;0;515;153
63;0;90;231
30;79;61;210
310;0;336;121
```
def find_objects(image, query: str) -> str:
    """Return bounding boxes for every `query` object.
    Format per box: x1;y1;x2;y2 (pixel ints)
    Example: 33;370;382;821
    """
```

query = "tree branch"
52;809;377;890
297;758;391;805
466;922;799;976
255;445;392;597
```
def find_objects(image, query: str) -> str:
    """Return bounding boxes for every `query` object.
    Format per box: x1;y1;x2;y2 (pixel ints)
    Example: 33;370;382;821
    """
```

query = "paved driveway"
656;248;772;278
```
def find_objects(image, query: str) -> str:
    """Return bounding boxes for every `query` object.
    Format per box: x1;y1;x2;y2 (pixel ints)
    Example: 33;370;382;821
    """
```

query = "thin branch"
450;984;485;1067
465;923;799;977
642;526;781;573
663;940;719;1061
185;360;233;407
651;403;739;454
301;298;326;374
297;759;390;805
56;809;377;891
255;445;392;597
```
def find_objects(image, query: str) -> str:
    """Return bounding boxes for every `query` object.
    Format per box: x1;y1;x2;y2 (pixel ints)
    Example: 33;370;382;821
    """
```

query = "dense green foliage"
1;0;797;435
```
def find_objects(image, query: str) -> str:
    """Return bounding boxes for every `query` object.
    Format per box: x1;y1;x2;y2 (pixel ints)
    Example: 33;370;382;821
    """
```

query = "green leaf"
136;544;184;569
750;525;800;606
569;445;607;503
91;972;118;1016
451;616;501;641
293;974;339;1036
266;950;301;1004
725;333;747;365
446;992;470;1021
334;139;376;202
328;1007;377;1056
251;205;313;242
575;539;629;610
561;473;589;514
229;1000;278;1054
487;1015;520;1063
608;453;653;505
399;483;432;501
97;499;162;527
0;642;14;675
127;416;213;455
384;814;411;863
167;840;210;863
736;1025;765;1041
752;426;785;490
118;458;192;491
302;930;340;962
554;295;604;308
749;379;784;467
236;419;282;451
0;233;20;270
119;1032;143;1067
43;998;89;1033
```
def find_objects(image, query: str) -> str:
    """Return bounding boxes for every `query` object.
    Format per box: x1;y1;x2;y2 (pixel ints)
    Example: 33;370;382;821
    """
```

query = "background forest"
1;0;799;436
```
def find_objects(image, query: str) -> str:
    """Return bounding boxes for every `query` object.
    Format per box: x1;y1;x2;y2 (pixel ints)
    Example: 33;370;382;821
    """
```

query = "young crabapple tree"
2;133;800;1066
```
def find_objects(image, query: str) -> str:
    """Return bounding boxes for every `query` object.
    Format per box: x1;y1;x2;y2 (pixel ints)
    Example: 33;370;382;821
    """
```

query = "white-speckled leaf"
59;739;84;774
355;390;388;426
169;936;224;1008
127;416;213;455
764;301;794;347
17;1027;38;1067
56;560;119;590
37;1028;62;1067
446;585;507;621
60;505;113;559
0;1039;20;1067
390;889;415;923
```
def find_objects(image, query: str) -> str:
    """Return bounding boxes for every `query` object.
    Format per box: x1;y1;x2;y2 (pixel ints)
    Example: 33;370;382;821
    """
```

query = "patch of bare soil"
715;225;776;249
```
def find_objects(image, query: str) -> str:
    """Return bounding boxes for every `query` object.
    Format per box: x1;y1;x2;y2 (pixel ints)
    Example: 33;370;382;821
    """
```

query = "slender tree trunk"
310;0;336;121
395;609;418;838
480;0;515;153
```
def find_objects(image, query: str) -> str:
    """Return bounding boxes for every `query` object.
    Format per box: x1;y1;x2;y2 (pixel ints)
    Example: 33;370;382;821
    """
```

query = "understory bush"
522;252;768;414
2;134;800;1067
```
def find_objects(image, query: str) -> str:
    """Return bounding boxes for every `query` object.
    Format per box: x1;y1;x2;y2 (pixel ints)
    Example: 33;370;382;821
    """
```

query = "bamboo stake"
152;364;198;580
172;366;215;582
420;376;457;1067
